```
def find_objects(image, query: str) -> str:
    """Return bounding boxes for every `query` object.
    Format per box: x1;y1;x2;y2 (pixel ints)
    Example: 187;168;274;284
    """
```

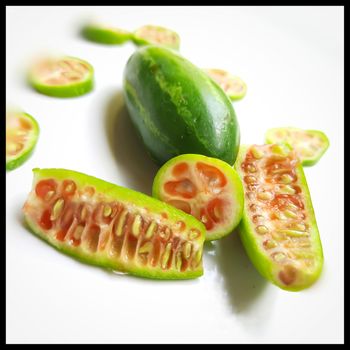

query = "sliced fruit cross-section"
235;144;323;291
132;25;180;50
152;154;244;241
204;68;247;101
28;56;94;97
265;127;329;166
81;22;132;44
6;110;39;171
22;168;205;279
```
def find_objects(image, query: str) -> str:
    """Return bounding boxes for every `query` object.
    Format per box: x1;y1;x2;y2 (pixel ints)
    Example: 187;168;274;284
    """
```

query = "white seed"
272;252;286;263
132;215;142;237
256;225;269;235
280;174;293;184
279;185;296;195
183;242;192;259
138;242;152;254
251;146;264;159
278;229;309;237
115;210;127;237
145;221;157;239
103;204;112;217
161;243;172;269
284;209;298;219
44;190;55;201
264;239;278;249
257;191;274;201
51;199;64;221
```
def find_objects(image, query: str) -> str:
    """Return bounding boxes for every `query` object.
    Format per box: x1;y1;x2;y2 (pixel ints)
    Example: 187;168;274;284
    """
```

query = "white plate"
6;6;344;344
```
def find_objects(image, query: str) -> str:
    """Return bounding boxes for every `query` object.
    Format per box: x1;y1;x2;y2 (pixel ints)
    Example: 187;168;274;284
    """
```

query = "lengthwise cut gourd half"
235;144;323;291
23;169;205;279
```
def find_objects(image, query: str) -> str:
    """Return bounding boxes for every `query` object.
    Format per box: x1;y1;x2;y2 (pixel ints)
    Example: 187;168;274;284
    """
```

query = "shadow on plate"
212;229;268;313
104;89;159;196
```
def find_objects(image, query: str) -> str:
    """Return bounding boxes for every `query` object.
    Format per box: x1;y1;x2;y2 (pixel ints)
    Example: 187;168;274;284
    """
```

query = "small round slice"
204;68;247;101
132;25;180;50
152;154;244;241
6;110;39;171
265;127;329;166
81;23;132;44
28;56;94;98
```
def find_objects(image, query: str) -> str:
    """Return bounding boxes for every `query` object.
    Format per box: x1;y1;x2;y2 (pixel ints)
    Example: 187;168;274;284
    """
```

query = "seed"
183;242;192;259
131;215;142;237
249;204;260;212
138;242;152;254
280;173;293;184
284;209;298;219
51;198;64;221
176;251;182;271
103;204;112;217
145;221;157;239
271;144;289;156
161;243;172;269
272;252;286;263
278;229;309;237
73;225;84;239
257;191;274;201
293;223;307;231
290;249;314;259
263;239;278;249
279;185;296;195
251;146;264;159
244;175;257;184
193;249;202;265
159;227;171;240
189;228;201;240
115;210;127;237
256;225;269;235
246;164;257;173
286;202;299;211
7;142;20;153
80;206;88;221
252;214;265;224
44;190;55;201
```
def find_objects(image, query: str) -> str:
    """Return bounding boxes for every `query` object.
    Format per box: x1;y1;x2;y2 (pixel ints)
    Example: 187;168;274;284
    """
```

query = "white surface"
6;6;344;344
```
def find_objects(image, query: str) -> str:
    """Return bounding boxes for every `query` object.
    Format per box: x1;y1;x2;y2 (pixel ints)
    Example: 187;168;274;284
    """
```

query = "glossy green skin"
265;127;329;166
23;168;205;280
152;154;244;241
81;24;132;44
235;145;324;291
132;25;180;50
123;46;240;166
28;57;94;98
6;112;40;171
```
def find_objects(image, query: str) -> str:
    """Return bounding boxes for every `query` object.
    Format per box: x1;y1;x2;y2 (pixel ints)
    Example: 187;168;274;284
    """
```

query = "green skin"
265;127;329;166
6;112;40;171
23;168;205;280
132;25;180;50
28;57;94;98
81;24;133;45
235;145;324;291
123;45;240;166
152;154;244;241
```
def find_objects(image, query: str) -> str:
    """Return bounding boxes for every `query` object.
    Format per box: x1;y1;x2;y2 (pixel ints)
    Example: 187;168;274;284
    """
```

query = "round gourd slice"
265;127;329;166
22;168;205;279
235;144;324;291
81;23;132;44
204;68;247;101
6;111;39;171
152;154;244;241
28;56;94;97
132;25;180;50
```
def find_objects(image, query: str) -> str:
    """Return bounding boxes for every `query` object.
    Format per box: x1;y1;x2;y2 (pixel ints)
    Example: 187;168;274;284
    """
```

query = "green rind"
24;168;205;280
81;24;132;44
6;112;40;171
152;154;244;241
235;145;324;291
132;25;180;50
28;57;94;98
123;45;240;166
265;127;330;166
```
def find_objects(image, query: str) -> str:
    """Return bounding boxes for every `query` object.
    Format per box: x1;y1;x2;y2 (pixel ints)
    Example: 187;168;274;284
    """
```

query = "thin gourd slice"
152;154;244;241
81;22;132;44
204;68;247;101
22;168;205;279
6;110;39;171
265;127;329;166
132;25;180;50
28;56;94;97
235;144;323;291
